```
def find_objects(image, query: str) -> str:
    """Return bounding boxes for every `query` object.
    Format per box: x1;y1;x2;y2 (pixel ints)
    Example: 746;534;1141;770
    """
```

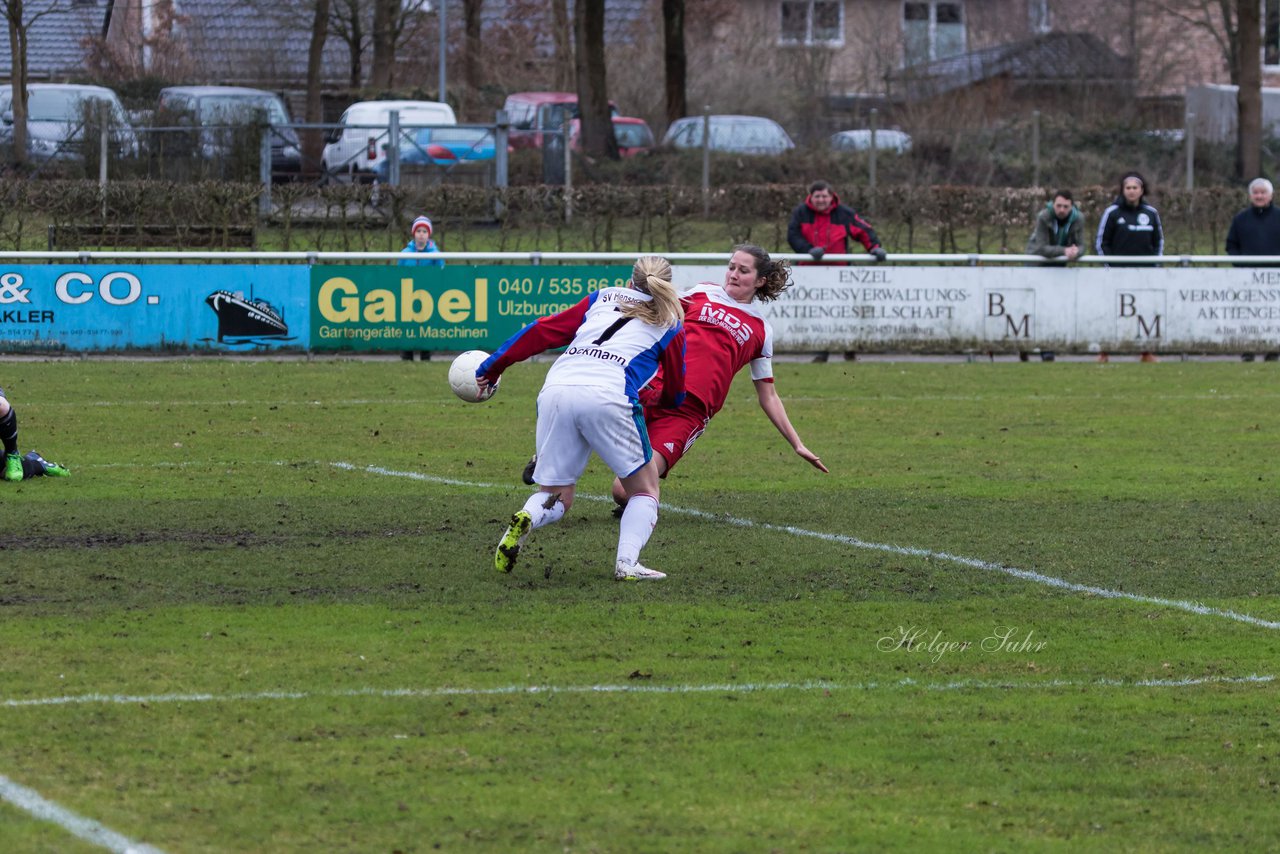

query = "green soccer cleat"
42;460;70;477
495;510;532;573
4;452;22;482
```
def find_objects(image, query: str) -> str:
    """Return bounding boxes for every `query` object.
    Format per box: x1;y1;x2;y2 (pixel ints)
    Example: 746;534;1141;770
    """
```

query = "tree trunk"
304;0;331;175
574;0;618;160
551;0;573;90
1237;0;1262;179
370;0;397;90
6;0;29;166
662;0;687;127
463;0;484;116
348;15;363;89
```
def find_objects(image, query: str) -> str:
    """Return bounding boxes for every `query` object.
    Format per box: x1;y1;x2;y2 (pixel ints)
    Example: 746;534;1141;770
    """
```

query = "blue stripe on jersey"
622;324;681;400
481;290;603;375
624;399;652;477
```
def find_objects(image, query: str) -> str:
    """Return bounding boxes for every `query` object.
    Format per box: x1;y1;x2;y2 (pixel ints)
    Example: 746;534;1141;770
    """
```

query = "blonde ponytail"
620;255;683;328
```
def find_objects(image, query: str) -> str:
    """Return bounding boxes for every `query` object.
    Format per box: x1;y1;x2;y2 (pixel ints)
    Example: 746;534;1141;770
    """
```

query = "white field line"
333;462;1280;631
1;674;1273;711
0;773;165;853
24;391;1280;409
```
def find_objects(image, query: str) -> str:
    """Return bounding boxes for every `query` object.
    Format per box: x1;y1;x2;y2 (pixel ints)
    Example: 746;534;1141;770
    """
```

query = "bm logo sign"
984;289;1035;340
1117;290;1165;340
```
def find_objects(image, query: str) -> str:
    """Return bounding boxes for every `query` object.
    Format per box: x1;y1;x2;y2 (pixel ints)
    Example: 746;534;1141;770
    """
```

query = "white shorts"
532;384;651;485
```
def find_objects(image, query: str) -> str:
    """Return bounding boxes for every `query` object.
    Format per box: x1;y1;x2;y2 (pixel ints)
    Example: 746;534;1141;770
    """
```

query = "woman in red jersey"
608;243;827;503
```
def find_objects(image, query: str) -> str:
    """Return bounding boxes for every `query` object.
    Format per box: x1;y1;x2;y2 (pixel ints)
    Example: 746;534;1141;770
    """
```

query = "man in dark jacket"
787;180;886;263
1026;190;1085;261
1226;178;1280;258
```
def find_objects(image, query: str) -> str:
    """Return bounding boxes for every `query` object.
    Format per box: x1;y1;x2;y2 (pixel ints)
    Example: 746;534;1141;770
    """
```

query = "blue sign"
0;265;309;351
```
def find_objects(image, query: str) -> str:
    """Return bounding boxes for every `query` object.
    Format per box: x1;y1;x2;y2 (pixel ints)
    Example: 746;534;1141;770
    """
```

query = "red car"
569;116;655;157
502;91;618;150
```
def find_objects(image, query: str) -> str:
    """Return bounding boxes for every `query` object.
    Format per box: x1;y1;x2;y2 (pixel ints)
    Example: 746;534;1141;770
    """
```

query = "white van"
321;100;457;181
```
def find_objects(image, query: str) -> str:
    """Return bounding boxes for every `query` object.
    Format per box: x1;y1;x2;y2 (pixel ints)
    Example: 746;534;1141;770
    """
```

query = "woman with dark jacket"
1095;171;1164;258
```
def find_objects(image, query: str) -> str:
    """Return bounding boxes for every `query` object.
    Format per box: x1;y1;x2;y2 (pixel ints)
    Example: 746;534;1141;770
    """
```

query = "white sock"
616;492;658;565
522;491;566;529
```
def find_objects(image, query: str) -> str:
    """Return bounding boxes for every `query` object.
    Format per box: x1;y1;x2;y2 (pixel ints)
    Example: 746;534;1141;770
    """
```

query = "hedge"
0;179;1246;255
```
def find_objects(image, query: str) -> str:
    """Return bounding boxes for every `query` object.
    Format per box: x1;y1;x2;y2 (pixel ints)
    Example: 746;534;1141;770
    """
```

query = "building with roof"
886;32;1134;115
0;0;110;82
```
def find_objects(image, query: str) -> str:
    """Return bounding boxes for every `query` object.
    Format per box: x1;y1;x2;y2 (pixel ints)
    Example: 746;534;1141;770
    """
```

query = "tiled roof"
480;0;650;56
888;32;1131;99
173;0;351;85
2;0;652;87
0;0;108;80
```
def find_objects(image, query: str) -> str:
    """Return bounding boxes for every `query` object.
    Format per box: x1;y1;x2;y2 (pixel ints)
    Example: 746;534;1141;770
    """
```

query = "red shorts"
643;394;712;475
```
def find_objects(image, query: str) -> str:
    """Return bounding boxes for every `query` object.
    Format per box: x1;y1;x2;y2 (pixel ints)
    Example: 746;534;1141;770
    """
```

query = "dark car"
155;86;301;179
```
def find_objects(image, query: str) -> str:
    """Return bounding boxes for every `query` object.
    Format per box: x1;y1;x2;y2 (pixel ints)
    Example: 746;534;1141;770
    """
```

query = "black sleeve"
787;205;811;253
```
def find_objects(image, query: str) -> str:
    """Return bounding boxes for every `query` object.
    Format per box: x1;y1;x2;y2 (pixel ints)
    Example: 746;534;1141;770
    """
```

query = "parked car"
830;129;913;153
662;115;795;155
569;116;655;157
322;100;457;181
155;86;301;178
0;83;137;163
374;126;496;181
502;91;618;150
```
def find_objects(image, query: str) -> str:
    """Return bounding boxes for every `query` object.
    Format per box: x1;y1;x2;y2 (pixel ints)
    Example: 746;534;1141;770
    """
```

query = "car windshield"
615;123;653;148
14;90;126;124
712;119;787;149
197;96;288;126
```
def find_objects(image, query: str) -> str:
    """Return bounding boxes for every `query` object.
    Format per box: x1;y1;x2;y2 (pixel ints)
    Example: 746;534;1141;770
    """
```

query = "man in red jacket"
787;180;886;263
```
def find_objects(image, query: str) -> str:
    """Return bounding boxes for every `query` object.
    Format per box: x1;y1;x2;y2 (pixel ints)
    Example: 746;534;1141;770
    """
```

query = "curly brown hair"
733;243;792;303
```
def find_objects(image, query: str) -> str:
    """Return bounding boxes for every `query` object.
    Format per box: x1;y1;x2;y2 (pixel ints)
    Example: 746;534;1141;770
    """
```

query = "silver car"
830;129;913;153
0;83;138;162
662;114;796;155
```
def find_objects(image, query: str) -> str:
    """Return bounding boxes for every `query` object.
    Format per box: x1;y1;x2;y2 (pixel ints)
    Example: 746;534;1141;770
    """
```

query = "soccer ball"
449;349;498;403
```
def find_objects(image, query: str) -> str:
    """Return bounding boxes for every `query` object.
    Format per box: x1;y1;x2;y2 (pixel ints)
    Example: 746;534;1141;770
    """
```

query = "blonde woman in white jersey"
475;256;686;581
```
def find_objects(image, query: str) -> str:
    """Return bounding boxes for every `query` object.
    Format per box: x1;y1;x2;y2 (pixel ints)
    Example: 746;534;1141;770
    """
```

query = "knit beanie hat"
411;215;433;237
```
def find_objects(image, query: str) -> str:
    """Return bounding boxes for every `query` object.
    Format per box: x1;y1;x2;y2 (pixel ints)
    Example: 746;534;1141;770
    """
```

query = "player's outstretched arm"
753;379;829;473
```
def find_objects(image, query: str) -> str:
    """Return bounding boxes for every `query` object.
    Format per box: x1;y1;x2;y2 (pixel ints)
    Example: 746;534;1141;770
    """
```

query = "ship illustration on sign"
205;288;291;343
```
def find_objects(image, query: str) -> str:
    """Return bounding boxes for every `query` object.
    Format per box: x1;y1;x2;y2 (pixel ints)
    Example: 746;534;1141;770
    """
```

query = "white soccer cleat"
615;559;666;581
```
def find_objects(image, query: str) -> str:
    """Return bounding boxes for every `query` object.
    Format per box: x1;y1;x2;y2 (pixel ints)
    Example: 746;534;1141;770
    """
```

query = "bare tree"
662;0;687;126
573;0;617;159
462;0;484;114
369;0;398;89
1236;0;1261;178
551;0;573;90
4;0;66;167
328;0;369;88
1146;0;1260;178
303;0;332;174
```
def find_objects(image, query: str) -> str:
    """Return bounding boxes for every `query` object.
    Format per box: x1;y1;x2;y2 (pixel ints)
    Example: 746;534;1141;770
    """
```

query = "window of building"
903;0;965;65
781;0;844;46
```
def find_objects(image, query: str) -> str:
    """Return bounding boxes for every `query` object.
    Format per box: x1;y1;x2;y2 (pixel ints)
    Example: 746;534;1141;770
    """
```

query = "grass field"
1;356;1277;852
